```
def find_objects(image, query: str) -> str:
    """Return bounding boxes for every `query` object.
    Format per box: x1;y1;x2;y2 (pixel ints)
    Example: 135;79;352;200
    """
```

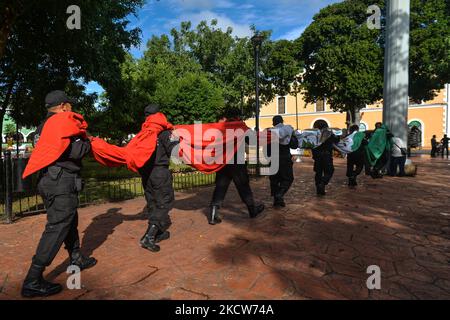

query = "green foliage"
97;20;303;139
409;0;450;101
3;122;15;136
297;0;450;120
0;0;144;138
296;0;384;120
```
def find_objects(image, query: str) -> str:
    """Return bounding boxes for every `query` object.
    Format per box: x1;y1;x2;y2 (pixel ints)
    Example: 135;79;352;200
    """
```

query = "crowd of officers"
20;90;407;298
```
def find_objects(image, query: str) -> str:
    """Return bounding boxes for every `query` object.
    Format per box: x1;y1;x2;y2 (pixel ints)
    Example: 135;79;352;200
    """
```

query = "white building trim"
445;83;450;135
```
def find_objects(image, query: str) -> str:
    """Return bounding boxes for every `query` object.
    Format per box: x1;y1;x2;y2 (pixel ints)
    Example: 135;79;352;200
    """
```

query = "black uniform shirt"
142;130;179;170
36;112;91;173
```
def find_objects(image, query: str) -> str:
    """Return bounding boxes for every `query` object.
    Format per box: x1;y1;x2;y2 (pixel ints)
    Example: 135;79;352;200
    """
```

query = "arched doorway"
312;119;329;129
359;122;368;132
26;132;37;144
408;119;423;147
408;120;422;130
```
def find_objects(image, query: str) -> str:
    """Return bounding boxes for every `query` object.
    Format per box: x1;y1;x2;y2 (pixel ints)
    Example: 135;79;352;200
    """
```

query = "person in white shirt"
269;115;298;207
389;136;407;176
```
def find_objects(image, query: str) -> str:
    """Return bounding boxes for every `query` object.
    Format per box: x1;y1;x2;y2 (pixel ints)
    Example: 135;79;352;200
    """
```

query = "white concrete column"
382;0;410;143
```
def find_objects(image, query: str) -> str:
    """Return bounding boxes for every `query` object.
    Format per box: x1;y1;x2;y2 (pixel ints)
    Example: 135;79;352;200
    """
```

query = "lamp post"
251;32;264;175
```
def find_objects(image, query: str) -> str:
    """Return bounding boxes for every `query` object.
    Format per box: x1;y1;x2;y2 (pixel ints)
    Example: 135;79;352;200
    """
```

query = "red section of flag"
175;121;250;173
91;112;173;173
22;112;88;178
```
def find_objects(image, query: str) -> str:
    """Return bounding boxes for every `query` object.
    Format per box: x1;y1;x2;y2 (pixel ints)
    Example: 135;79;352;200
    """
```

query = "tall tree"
0;0;144;141
98;20;303;140
296;0;384;125
409;0;450;101
297;0;450;125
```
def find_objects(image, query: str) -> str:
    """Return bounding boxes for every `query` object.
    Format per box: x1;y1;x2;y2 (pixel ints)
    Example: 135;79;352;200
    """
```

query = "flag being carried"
22;112;88;178
335;131;365;154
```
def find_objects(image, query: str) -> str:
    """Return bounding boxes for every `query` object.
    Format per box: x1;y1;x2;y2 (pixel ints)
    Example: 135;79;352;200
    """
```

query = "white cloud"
167;0;236;11
277;26;306;40
168;10;252;38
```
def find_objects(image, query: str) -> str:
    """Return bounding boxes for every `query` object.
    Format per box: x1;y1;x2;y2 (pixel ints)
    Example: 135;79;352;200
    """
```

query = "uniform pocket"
47;193;79;225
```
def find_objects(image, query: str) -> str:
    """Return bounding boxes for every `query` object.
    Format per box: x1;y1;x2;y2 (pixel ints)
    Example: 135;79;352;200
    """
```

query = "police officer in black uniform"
139;104;179;252
21;91;97;298
312;122;340;196
208;114;265;225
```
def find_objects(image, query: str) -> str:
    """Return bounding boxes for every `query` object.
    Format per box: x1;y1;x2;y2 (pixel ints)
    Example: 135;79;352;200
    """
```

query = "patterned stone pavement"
1;156;449;300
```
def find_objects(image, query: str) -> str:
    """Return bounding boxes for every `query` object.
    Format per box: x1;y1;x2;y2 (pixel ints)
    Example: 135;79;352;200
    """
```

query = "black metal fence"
0;151;216;222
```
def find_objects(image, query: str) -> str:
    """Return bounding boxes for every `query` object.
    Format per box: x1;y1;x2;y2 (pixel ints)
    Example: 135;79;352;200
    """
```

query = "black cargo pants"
270;157;294;198
313;150;335;186
211;164;255;208
32;168;82;267
142;166;174;232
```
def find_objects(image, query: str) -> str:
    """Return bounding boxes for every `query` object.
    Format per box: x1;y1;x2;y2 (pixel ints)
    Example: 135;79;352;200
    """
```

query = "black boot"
273;196;286;208
348;177;357;188
208;205;222;225
248;204;265;219
140;224;160;252
69;250;97;271
21;264;62;298
316;183;326;196
156;230;170;243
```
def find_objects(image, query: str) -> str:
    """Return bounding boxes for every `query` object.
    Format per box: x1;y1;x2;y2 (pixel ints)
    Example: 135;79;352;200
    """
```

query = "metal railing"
0;152;216;222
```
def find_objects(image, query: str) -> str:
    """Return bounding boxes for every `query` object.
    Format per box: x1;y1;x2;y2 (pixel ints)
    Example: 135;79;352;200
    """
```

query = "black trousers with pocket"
313;150;334;186
346;148;365;179
32;170;81;267
142;166;174;232
270;157;294;198
211;164;255;208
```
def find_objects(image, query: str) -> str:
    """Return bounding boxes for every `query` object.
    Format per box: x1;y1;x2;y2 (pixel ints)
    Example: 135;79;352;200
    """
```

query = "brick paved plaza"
1;156;449;300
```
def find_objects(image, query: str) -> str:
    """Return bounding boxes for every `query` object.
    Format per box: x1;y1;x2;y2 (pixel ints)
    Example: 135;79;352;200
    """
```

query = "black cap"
144;104;160;116
45;90;77;108
272;115;283;126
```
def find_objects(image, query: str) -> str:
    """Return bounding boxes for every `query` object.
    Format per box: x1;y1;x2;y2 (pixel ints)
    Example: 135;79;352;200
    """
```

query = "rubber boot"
21;264;62;298
208;205;222;225
140;224;160;252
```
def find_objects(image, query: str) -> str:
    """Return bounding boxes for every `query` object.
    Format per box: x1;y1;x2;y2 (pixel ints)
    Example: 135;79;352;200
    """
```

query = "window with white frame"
278;96;286;114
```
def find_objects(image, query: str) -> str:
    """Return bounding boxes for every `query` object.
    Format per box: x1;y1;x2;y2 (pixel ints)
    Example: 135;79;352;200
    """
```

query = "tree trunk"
353;108;361;126
0;109;5;148
347;107;361;128
0;4;17;59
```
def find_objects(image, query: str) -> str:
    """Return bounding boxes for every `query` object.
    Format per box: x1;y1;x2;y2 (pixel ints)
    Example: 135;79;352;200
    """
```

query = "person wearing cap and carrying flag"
21;90;97;298
90;104;178;253
137;104;179;252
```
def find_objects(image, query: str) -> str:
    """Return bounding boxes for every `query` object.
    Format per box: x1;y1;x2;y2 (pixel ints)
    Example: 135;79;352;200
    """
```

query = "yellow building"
246;84;450;148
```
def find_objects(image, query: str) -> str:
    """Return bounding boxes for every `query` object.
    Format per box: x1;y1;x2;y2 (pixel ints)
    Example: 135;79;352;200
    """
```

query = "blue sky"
85;0;341;94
